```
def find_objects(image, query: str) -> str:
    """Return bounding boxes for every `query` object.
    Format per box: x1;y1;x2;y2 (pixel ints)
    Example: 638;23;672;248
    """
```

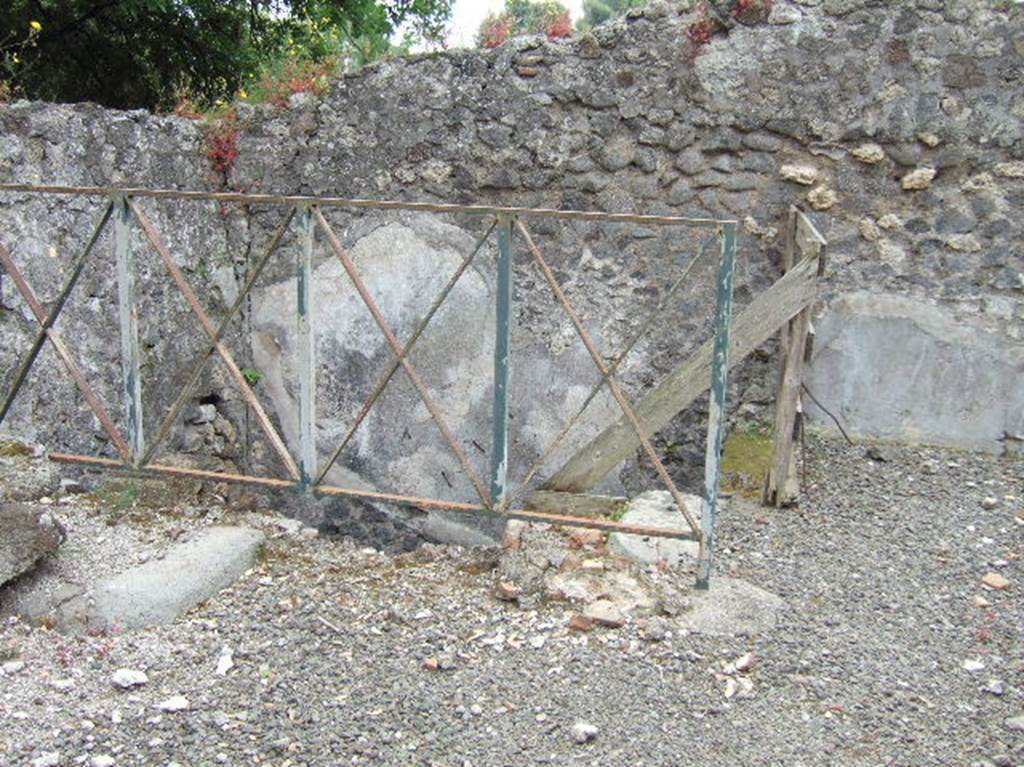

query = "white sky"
446;0;584;49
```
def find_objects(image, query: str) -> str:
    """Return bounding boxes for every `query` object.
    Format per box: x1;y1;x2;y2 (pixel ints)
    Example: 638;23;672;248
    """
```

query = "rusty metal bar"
0;203;113;425
0;243;133;463
312;206;493;507
48;451;699;541
113;196;145;464
516;220;701;536
0;184;730;228
127;199;302;481
500;231;717;514
314;219;498;487
696;221;738;589
140;208;295;467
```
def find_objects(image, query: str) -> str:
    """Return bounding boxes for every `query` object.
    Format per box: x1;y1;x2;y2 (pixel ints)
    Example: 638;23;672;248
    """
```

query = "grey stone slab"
678;577;785;637
57;526;264;631
608;491;701;566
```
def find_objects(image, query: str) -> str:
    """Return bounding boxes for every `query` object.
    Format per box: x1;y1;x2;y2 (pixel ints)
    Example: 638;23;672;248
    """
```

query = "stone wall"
1;0;1021;540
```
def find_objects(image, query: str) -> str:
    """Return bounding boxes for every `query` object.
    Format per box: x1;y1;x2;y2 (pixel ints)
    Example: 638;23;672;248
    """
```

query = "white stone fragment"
111;668;149;689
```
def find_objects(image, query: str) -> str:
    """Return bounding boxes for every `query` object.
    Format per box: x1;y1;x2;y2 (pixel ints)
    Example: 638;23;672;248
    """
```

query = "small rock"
1004;715;1024;732
494;581;521;602
864;447;890;462
982;572;1010;590
568;613;594;632
768;4;801;24
51;679;75;692
59;478;86;495
156;695;190;712
981;497;999;510
215;646;234;676
806;186;838;211
90;756;116;767
780;164;818;186
851;143;886;164
570;722;599;744
32;753;61;767
502;520;527;550
437;653;457;671
583;600;626;628
111;668;148;689
975;596;991;607
643;617;670;642
423;656;440;671
963;659;986;672
2;660;25;674
994;161;1024;179
734;652;757;673
917;132;941;147
985;680;1008;696
901;167;937;190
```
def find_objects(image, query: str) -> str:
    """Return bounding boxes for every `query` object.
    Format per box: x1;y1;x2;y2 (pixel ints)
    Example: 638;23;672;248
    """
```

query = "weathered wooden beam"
526;490;628;519
763;207;827;507
762;306;811;507
541;252;821;494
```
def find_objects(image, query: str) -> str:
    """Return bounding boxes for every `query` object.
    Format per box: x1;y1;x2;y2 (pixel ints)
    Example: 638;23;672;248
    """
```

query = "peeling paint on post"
491;216;513;506
297;205;316;489
114;195;145;465
697;221;738;589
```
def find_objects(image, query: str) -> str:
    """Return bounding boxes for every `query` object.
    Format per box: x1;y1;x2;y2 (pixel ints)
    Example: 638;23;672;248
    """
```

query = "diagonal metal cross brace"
312;207;494;508
0;238;133;463
140;208;296;468
315;219;498;487
128;199;302;481
500;230;718;515
0;202;113;425
516;220;701;536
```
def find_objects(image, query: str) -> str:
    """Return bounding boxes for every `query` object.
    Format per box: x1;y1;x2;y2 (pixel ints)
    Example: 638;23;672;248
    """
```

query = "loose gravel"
0;435;1021;767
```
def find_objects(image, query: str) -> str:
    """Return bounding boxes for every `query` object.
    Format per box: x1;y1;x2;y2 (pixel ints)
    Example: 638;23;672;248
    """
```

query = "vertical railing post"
297;204;316;489
114;194;145;465
696;221;738;589
491;215;513;507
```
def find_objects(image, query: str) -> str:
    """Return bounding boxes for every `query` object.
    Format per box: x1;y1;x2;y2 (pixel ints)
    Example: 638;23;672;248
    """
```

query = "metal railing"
0;183;738;587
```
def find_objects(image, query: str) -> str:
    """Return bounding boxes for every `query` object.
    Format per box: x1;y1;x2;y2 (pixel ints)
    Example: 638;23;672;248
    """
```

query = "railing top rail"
0;183;734;228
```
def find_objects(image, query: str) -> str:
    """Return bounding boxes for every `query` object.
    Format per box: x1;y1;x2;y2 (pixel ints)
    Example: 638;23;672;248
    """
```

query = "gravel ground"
0;435;1021;767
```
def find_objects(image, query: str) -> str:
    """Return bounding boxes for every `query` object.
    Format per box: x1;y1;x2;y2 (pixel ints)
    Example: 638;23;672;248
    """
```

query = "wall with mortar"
1;0;1021;541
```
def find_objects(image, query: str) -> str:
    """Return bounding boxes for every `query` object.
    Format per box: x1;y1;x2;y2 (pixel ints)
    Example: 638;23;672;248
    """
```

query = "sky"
446;0;585;49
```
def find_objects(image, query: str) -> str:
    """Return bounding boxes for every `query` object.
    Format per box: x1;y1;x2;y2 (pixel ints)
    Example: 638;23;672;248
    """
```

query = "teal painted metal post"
696;221;738;589
114;195;145;465
297;205;316;489
491;216;513;506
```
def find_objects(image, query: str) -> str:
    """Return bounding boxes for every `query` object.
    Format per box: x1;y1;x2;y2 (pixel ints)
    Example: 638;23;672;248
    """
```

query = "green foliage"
241;367;264;386
579;0;646;29
477;0;572;48
0;1;453;110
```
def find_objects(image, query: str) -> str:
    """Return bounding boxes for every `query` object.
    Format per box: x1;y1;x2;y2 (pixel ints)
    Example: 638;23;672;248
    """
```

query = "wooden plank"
762;306;811;507
526;490;627;519
541;253;821;494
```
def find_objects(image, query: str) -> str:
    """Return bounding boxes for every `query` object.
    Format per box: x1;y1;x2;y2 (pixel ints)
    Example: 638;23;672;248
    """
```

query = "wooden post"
763;207;822;507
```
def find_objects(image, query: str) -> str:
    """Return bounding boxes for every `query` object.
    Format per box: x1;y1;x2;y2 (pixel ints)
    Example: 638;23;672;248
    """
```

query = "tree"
477;0;572;49
0;1;453;111
579;0;646;29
